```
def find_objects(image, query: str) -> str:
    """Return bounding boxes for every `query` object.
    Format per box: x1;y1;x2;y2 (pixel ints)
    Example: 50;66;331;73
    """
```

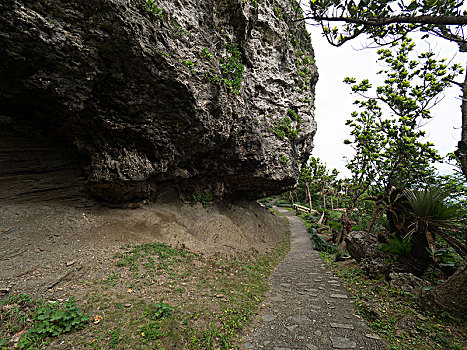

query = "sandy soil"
0;188;286;300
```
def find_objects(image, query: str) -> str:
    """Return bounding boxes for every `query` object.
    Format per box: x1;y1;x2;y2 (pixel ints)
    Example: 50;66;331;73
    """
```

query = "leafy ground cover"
0;223;289;350
319;252;467;350
0;294;88;349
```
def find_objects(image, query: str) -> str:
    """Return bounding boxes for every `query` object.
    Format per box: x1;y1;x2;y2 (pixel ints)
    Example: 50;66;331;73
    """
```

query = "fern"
379;234;412;259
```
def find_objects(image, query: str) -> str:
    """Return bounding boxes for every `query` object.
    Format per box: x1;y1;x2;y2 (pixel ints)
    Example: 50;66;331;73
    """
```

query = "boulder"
345;231;380;262
0;0;317;203
358;302;382;322
389;272;430;297
362;256;391;279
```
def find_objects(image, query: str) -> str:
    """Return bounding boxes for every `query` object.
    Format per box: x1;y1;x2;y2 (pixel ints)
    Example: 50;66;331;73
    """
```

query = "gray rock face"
389;272;430;297
362;256;391;279
345;231;380;262
0;0;317;202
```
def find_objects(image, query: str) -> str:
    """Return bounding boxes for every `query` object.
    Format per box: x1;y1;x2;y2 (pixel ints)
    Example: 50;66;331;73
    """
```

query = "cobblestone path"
242;207;387;350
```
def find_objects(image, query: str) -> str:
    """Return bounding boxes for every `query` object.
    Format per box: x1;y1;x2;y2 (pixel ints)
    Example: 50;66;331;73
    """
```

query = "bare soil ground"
0;188;287;301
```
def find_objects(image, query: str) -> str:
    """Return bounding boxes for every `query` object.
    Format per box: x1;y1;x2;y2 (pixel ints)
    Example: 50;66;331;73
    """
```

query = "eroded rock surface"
0;0;317;203
345;231;380;262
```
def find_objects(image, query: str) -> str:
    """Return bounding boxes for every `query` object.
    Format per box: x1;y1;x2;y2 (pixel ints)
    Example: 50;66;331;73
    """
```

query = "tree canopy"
300;0;467;49
295;0;467;179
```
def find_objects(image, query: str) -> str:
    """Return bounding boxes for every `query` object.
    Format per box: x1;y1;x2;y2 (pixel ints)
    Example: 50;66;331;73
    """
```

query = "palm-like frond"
404;187;463;221
403;187;467;257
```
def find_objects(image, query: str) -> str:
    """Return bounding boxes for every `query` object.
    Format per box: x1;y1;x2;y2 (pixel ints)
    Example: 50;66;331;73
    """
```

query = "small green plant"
191;192;213;208
48;19;56;31
27;298;88;337
287;109;302;123
426;247;457;268
0;295;89;349
271;109;303;141
279;154;289;165
218;40;244;94
145;302;173;321
243;0;258;8
171;22;184;36
379;234;412;260
258;197;275;204
144;0;163;19
182;59;195;74
273;1;284;20
201;48;213;60
108;327;121;348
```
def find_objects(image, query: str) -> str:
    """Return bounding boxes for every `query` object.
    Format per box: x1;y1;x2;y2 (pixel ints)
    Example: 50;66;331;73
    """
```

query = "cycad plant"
401;187;466;275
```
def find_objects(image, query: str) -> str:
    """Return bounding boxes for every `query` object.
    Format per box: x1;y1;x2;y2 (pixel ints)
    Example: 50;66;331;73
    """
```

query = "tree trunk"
460;69;467;180
305;182;313;212
418;260;467;315
322;181;326;209
317;211;325;225
366;203;382;233
288;191;294;206
337;209;353;244
407;227;431;276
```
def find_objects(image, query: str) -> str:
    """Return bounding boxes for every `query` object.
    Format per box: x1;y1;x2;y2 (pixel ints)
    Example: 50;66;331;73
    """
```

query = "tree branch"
298;14;467;26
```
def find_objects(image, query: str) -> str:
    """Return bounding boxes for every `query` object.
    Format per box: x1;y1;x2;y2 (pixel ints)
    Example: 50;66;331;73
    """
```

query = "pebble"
330;293;348;299
271;295;285;302
262;314;277;322
306;344;318;350
66;261;75;267
365;333;382;340
291;315;313;325
330;323;355;330
330;336;357;349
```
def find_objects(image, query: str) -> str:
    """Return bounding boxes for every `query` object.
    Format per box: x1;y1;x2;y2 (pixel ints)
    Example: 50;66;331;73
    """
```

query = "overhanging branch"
296;14;467;26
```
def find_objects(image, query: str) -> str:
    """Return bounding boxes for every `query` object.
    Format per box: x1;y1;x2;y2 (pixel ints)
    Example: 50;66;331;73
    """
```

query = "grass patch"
319;252;467;350
49;234;290;349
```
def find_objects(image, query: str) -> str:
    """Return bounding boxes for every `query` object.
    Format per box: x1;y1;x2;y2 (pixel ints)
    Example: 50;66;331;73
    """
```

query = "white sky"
305;26;466;178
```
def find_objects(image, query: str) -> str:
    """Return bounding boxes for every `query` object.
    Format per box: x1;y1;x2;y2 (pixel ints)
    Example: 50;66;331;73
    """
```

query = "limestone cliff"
0;0;317;203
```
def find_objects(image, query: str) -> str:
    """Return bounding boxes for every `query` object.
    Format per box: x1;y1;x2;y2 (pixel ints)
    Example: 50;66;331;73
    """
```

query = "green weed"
144;0;162;19
0;294;88;349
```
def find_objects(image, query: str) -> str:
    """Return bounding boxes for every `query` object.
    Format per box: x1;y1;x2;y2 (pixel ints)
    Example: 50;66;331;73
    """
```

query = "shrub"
308;227;338;254
379;234;412;260
191;192;213;208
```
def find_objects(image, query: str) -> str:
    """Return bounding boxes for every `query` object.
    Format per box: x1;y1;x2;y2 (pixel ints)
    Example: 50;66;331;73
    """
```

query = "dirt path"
242;207;387;349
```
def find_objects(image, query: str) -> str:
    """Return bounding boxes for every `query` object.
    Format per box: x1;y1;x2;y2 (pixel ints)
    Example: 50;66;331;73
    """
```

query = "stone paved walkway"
242;207;387;349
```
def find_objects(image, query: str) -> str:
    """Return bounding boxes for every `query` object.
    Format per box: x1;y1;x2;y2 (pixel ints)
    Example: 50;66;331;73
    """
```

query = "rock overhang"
0;0;318;203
